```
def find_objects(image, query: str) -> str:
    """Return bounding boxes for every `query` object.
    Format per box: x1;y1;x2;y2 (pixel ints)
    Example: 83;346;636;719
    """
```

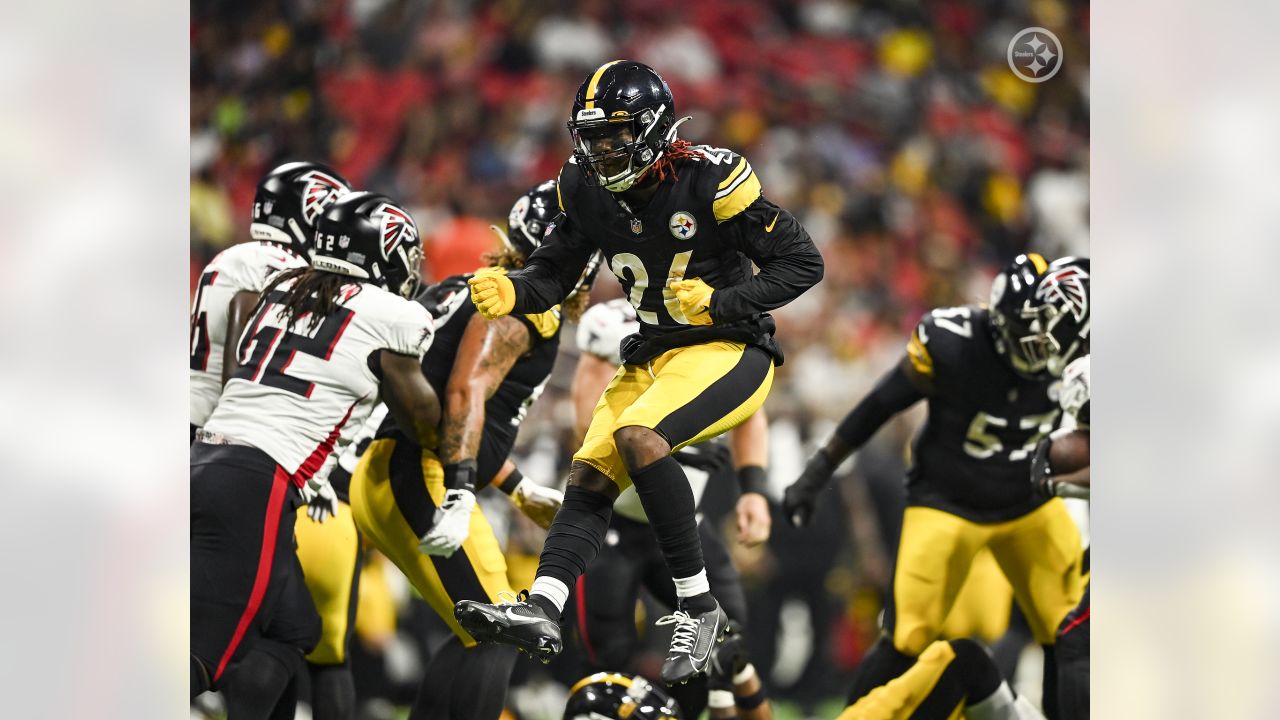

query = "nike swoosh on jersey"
765;212;780;232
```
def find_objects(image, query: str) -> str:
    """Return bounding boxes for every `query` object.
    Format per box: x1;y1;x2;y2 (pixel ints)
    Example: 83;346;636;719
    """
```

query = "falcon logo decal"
373;203;418;259
1036;266;1089;322
299;171;349;225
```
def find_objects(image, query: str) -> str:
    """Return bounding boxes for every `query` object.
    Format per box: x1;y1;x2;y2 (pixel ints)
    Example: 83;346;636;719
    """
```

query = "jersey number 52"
233;297;354;397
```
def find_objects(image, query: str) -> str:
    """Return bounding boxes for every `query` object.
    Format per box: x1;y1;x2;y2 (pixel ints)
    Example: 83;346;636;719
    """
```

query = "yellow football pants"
837;640;965;720
294;500;361;665
575;341;773;489
939;548;1013;644
892;500;1084;654
350;437;512;647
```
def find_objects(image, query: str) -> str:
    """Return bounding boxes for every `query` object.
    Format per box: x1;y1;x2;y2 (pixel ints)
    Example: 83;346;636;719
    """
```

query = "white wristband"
733;662;757;686
708;689;735;709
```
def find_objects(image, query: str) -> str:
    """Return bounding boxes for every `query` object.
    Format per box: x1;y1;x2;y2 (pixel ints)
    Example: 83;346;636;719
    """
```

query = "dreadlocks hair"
260;266;362;333
641;138;704;185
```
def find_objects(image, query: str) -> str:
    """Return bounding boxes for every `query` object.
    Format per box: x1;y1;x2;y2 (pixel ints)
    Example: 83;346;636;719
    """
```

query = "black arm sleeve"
506;211;595;313
831;360;925;455
710;196;825;322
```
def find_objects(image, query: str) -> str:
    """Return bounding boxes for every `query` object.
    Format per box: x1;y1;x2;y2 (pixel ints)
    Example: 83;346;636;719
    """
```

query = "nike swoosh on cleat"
502;608;547;626
765;212;780;232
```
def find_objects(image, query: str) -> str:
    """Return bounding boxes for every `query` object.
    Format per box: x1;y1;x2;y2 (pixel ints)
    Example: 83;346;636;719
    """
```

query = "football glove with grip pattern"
668;277;715;325
419;488;476;557
468;267;516;319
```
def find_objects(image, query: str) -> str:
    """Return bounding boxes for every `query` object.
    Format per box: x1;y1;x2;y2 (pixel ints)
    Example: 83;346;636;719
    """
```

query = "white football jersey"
576;298;639;365
190;242;307;427
1059;355;1090;431
205;279;433;480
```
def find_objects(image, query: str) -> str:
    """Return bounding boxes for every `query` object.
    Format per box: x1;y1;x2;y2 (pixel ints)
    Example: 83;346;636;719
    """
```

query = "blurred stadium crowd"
191;0;1088;715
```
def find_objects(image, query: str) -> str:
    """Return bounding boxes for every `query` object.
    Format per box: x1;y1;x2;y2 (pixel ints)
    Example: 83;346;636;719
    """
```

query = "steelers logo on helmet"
567;61;680;193
502;179;560;258
251;161;353;258
668;211;697;240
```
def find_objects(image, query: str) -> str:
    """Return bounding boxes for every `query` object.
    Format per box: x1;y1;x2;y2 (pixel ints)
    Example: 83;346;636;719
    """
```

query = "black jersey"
507;147;823;365
906;305;1063;522
376;274;561;488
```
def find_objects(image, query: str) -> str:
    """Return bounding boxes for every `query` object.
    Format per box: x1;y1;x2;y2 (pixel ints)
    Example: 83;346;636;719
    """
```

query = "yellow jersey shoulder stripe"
906;328;934;377
583;60;624;109
716;156;750;191
712;169;761;222
523;306;562;340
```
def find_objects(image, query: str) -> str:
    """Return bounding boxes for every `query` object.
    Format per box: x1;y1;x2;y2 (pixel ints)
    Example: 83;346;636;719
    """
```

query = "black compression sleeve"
832;362;925;453
711;196;825;322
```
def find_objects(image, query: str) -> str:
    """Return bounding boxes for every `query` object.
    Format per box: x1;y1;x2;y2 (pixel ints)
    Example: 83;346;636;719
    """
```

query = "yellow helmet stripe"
569;672;633;695
584;60;624;109
1027;252;1048;273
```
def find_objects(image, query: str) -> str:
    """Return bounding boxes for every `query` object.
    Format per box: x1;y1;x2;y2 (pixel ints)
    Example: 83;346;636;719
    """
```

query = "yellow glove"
467;267;516;319
668;277;715;326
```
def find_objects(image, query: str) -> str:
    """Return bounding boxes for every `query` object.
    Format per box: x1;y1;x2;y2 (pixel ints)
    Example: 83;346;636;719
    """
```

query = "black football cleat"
454;591;563;663
656;599;729;685
707;621;749;691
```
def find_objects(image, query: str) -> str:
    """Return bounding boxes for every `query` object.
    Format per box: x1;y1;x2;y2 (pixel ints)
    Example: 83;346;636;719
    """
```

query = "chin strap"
488;224;514;252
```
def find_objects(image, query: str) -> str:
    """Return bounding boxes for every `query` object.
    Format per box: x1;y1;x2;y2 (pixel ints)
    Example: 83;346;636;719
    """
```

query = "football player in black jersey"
348;180;594;720
783;254;1089;715
457;60;823;686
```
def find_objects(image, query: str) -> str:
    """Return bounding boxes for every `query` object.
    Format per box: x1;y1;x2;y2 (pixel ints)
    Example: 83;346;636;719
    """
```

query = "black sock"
411;635;465;719
1042;644;1060;720
223;646;298;720
950;639;1003;701
845;637;917;705
631;455;705;585
449;643;518;719
535;484;613;609
666;674;708;717
308;663;356;720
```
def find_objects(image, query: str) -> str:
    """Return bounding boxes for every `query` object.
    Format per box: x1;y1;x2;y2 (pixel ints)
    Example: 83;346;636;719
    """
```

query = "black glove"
1029;437;1058;498
674;442;733;474
783;450;837;528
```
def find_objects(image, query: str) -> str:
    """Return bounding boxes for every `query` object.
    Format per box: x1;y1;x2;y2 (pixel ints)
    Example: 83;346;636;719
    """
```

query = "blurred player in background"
569;297;773;718
191;191;436;718
189;161;351;443
458;59;823;686
784;254;1089;715
1031;355;1090;719
349;180;592;719
835;637;1045;720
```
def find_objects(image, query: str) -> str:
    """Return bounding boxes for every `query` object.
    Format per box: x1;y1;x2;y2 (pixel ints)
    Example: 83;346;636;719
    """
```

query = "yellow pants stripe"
836;641;965;720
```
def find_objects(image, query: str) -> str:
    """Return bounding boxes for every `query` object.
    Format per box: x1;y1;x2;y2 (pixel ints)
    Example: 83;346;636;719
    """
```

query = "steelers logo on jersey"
668;211;697;240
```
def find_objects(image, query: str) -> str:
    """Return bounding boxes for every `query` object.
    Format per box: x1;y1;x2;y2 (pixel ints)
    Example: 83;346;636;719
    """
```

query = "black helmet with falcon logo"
250;161;352;258
310;191;423;299
989;253;1090;378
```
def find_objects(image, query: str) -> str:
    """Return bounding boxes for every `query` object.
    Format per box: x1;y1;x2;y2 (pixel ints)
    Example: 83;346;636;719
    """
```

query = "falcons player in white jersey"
567;298;774;719
191;191;436;720
190;161;351;443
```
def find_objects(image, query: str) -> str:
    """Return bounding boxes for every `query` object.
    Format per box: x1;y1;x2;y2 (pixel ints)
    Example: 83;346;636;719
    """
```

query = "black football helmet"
503;179;561;258
989;254;1091;378
250;161;352;258
563;673;682;720
567;60;683;192
492;178;604;298
310;192;423;299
